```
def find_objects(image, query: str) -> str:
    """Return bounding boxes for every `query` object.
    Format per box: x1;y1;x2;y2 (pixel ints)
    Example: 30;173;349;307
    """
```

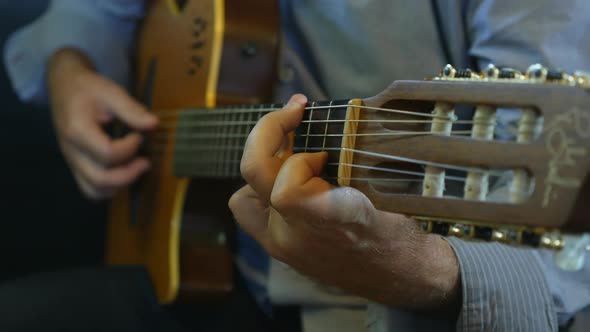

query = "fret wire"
304;102;315;152
235;106;247;175
217;110;224;176
214;112;222;176
322;101;333;151
223;107;233;176
233;106;241;176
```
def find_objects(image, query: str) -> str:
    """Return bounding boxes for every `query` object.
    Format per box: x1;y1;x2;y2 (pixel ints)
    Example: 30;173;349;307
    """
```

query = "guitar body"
106;0;279;303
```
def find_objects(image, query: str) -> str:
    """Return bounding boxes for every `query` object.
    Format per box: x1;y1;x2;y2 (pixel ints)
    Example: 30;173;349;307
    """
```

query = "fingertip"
133;107;158;129
137;157;151;171
143;113;159;128
285;94;308;110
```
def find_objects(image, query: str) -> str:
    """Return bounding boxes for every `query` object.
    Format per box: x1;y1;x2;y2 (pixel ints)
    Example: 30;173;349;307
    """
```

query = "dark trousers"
0;266;301;332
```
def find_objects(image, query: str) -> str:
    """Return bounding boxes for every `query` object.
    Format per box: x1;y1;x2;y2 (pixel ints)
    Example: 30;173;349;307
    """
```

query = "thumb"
229;185;271;243
273;152;377;227
98;78;158;130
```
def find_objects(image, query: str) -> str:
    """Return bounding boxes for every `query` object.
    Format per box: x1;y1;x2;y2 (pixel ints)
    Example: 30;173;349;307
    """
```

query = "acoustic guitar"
107;0;590;304
107;0;279;304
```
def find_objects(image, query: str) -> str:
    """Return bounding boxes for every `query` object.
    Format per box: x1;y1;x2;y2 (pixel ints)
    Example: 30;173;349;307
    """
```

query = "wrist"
373;212;461;315
47;48;95;95
416;234;462;316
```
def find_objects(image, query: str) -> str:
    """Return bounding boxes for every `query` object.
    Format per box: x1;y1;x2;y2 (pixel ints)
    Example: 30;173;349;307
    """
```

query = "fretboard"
172;100;350;180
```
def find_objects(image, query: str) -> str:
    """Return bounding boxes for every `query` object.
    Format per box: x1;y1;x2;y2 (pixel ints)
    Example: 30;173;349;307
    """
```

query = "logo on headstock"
543;107;590;206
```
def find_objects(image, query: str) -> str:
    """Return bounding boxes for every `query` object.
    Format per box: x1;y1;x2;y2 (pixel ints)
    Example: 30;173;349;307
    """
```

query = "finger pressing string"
240;94;308;201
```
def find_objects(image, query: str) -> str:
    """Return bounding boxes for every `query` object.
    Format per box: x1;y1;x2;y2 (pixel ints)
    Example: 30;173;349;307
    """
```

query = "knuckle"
84;188;107;201
267;232;295;263
90;170;113;190
228;191;243;214
287;152;307;165
338;187;376;226
265;238;287;262
270;188;295;211
76;177;108;201
239;158;257;183
98;144;116;165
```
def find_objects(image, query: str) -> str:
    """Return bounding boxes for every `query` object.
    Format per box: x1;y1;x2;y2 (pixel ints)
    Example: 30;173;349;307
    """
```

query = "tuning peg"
448;224;464;237
526;63;548;82
574;70;590;89
441;64;456;78
484;64;500;79
420;221;433;233
491;229;508;243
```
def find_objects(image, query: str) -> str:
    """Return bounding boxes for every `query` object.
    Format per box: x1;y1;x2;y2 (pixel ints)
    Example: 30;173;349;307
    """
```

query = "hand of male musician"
229;94;461;313
47;48;158;200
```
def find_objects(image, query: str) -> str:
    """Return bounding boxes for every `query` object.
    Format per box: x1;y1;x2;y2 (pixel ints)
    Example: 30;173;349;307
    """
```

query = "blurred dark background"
0;1;105;282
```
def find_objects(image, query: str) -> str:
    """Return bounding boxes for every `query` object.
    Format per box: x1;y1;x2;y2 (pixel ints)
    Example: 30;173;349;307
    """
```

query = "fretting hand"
229;94;462;313
48;48;158;199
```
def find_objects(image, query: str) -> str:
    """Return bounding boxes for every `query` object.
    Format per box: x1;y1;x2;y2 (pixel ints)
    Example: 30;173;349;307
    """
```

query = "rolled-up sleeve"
3;0;145;104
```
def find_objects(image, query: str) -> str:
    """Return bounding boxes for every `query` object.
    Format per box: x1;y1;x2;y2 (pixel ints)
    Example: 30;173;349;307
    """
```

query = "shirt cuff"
447;238;558;331
3;0;140;105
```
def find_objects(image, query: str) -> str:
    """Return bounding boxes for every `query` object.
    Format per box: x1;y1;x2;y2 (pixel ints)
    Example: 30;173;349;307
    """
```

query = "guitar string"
152;119;481;129
144;104;505;187
147;131;474;144
152;104;455;120
166;158;509;186
167;146;505;177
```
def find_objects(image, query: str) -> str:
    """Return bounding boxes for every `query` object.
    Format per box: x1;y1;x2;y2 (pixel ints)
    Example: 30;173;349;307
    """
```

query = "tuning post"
484;64;500;79
526;63;548;82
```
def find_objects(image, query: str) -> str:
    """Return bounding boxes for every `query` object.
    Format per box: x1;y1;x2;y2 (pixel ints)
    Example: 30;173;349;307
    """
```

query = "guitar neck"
170;100;352;179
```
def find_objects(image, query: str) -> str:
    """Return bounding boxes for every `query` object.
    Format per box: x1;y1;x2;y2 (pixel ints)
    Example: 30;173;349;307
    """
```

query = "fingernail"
286;94;307;109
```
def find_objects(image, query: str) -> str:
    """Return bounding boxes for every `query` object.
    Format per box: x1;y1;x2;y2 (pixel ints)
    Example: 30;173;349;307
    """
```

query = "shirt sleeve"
450;1;590;331
371;1;590;331
447;239;558;331
3;0;145;105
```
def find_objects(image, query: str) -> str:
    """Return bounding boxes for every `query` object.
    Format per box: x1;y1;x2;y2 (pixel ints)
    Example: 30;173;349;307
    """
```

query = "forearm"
47;48;95;99
347;210;461;315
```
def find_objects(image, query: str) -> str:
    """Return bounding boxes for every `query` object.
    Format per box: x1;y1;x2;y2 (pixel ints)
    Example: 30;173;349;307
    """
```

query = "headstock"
341;64;590;250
